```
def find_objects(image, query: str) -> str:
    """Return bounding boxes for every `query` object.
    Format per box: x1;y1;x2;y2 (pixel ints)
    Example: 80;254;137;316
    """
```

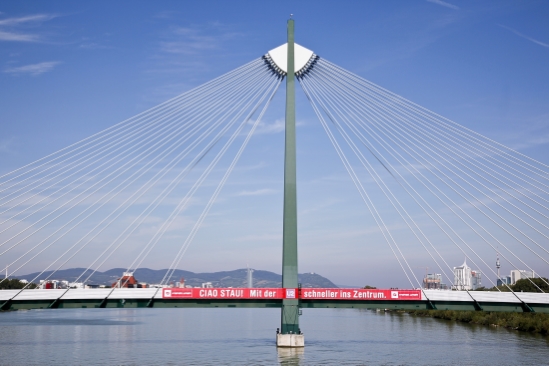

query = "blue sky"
0;1;548;287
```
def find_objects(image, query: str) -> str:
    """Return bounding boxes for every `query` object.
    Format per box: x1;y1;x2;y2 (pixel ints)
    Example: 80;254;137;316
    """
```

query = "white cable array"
302;66;536;292
299;57;548;294
320;66;549;270
0;72;261;259
0;59;263;189
0;60;266;218
302;71;492;289
2;48;547;297
85;71;280;285
25;67;278;287
300;79;418;289
0;58;278;286
0;59;266;217
160;77;283;286
321;59;549;181
124;75;281;284
300;74;459;290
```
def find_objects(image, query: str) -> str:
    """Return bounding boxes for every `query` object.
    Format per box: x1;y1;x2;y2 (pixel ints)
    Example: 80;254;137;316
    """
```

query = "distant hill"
17;268;338;288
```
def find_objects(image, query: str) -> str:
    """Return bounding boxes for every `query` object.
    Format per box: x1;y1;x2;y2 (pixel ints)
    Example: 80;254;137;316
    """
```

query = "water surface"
0;308;547;365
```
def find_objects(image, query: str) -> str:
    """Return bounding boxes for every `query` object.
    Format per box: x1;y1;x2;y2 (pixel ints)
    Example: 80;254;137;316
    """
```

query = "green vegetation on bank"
1;279;37;290
360;278;549;335
476;277;549;292
407;309;549;335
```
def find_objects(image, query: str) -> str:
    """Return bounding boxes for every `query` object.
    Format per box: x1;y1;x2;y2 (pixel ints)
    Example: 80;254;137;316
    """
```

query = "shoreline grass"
405;309;549;335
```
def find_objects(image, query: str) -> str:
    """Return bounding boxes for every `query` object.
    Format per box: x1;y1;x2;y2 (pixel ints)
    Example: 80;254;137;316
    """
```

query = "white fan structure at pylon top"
266;43;316;76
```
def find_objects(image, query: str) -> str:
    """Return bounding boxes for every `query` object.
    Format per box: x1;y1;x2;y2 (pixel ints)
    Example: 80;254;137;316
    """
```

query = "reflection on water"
0;308;547;365
278;347;304;366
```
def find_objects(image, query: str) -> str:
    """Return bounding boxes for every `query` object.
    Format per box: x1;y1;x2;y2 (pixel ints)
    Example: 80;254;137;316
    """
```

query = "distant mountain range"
17;268;338;288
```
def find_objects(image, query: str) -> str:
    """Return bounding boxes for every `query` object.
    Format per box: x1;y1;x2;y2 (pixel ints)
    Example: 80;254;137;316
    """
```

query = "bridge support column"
278;18;303;348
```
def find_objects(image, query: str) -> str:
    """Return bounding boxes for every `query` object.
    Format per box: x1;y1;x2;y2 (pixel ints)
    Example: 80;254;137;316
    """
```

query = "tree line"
0;279;38;290
475;277;549;292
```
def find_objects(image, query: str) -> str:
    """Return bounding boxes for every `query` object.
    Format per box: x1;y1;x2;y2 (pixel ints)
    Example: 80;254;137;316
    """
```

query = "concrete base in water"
276;334;305;347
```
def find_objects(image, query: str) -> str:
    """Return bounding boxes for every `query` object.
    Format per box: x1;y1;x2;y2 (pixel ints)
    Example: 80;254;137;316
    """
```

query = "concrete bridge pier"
277;332;305;348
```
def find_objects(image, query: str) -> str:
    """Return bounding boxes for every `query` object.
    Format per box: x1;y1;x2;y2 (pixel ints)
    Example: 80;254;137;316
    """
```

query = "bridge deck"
2;289;549;313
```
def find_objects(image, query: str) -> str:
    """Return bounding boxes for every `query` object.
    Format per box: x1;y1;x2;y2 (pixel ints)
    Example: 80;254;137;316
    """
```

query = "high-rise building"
471;270;482;290
422;273;448;289
453;259;482;290
497;276;511;286
510;270;535;285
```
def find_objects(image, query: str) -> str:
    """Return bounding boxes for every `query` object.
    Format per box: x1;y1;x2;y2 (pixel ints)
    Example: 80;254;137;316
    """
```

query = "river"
0;308;547;365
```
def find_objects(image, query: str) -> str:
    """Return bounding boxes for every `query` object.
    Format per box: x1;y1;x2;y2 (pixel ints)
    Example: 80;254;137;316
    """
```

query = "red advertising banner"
162;288;421;301
162;288;296;300
300;288;422;301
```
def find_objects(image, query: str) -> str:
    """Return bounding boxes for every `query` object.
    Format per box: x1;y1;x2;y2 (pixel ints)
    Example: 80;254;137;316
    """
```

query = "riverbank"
405;309;549;335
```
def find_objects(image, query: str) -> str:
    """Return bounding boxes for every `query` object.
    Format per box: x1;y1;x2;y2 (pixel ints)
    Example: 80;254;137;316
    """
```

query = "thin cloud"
494;113;549;151
0;13;57;42
154;11;179;20
0;30;39;42
237;188;277;196
159;41;215;55
236;233;281;242
254;119;285;134
159;25;240;55
149;22;243;75
253;119;307;135
0;14;56;26
498;24;549;48
508;134;549;151
426;0;459;10
79;42;111;50
4;61;62;76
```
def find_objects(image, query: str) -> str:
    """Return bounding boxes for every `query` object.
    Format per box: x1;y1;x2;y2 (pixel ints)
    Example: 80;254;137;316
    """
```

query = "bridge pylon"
278;18;304;348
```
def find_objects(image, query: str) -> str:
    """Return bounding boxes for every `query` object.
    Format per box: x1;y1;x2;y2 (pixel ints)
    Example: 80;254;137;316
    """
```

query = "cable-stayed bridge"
1;20;549;345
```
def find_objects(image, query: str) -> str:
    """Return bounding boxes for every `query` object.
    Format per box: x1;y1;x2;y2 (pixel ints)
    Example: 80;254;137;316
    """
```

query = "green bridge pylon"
281;18;300;336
